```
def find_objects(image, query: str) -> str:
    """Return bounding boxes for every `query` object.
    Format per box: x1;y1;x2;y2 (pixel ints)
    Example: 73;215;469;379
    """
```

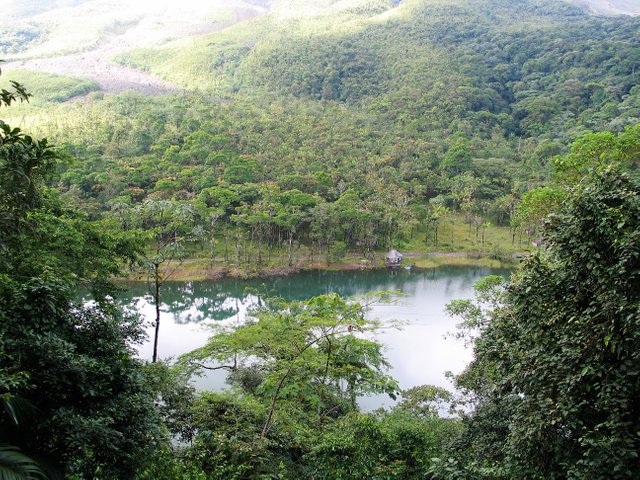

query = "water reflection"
118;266;511;408
121;266;503;322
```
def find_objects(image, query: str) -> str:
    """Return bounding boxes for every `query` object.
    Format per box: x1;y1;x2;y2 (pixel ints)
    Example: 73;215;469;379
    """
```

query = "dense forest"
0;0;638;270
1;0;639;478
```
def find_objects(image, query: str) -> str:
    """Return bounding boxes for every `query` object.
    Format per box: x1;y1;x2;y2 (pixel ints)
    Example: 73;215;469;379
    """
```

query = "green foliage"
177;392;272;479
441;168;640;478
131;199;199;265
172;293;473;479
171;386;463;479
184;293;399;437
554;124;640;183
0;444;44;480
2;1;640;477
0;120;55;222
125;199;200;361
224;156;258;184
0;92;139;298
0;274;165;479
308;411;463;480
395;385;454;418
0;76;31;107
3;0;640;263
0;75;170;479
441;137;472;175
326;240;347;264
512;186;566;238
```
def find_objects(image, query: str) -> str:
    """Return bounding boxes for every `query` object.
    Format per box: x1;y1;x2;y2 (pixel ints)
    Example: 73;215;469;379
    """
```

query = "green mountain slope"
1;0;639;257
118;0;639;138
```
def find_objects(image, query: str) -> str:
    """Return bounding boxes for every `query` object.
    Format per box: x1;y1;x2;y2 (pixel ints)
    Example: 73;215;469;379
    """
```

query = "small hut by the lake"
385;249;403;268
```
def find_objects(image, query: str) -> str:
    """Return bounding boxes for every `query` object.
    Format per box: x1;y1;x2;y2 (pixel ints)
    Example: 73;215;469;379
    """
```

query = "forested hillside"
2;0;638;268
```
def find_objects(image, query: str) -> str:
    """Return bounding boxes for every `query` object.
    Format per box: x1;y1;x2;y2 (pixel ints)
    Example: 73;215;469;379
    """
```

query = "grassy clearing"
397;213;533;258
0;69;99;104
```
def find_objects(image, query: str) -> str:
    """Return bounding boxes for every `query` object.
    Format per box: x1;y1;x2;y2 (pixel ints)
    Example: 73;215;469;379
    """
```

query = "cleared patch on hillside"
1;0;269;95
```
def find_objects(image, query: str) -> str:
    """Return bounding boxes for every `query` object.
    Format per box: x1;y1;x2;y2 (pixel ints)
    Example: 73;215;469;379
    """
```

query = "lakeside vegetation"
1;0;640;478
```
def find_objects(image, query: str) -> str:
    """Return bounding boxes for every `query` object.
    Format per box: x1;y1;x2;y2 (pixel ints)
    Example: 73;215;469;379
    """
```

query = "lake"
120;266;511;409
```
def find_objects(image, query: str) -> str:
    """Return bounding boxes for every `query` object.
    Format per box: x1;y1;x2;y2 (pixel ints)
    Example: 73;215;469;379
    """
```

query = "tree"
0;445;44;480
439;167;640;479
0;72;31;107
275;189;317;266
440;137;472;175
512;186;566;244
183;293;399;438
1;93;139;298
307;408;462;480
0;347;45;480
0;275;165;479
195;185;241;264
427;201;448;248
553;125;640;183
0;74;165;478
130;199;198;362
224;156;258;184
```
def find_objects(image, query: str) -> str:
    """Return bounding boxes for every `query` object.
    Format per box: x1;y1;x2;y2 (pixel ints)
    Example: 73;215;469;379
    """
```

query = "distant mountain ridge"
3;0;639;62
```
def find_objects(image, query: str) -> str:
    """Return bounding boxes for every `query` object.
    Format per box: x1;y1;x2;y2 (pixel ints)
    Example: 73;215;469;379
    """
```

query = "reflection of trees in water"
265;267;509;301
118;282;246;324
117;267;512;325
161;282;253;324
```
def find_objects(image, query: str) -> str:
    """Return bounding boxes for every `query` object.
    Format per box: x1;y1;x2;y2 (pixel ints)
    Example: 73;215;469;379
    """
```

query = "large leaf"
0;445;45;480
1;396;36;427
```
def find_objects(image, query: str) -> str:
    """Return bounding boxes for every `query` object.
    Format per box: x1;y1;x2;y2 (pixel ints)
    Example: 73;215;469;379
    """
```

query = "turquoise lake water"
120;266;511;409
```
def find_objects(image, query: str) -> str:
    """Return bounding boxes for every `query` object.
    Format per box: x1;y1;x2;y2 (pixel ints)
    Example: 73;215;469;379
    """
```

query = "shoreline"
123;252;525;283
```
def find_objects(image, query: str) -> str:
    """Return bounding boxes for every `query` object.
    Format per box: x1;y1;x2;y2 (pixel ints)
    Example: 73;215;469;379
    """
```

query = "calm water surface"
120;266;511;409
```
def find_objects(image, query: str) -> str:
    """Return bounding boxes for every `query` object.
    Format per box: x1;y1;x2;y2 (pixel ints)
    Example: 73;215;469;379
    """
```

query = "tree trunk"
223;224;229;263
287;233;293;267
152;263;161;363
235;231;240;264
318;339;333;423
261;366;293;438
211;237;216;265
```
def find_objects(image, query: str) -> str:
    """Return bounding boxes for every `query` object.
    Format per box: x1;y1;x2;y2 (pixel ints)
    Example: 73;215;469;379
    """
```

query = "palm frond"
0;445;46;480
1;397;36;427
